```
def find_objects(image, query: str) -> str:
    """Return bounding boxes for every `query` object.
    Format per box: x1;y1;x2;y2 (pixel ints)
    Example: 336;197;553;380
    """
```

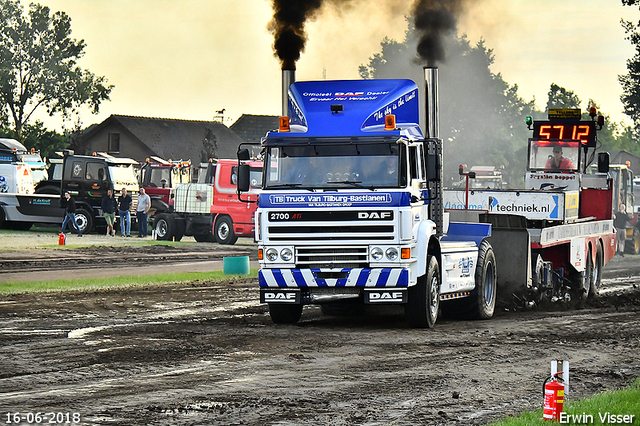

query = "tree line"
2;0;640;182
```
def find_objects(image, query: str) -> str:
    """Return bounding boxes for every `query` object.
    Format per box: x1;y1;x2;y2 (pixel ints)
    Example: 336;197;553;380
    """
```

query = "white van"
0;163;35;194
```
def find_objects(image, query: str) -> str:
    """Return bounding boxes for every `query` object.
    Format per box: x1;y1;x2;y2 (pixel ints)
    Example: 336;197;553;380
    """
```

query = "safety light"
30;148;35;153
401;248;411;259
258;248;264;260
589;106;597;118
525;116;533;129
279;116;290;132
385;114;396;130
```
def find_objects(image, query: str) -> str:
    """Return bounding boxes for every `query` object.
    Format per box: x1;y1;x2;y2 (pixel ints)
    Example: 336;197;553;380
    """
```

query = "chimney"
282;69;296;117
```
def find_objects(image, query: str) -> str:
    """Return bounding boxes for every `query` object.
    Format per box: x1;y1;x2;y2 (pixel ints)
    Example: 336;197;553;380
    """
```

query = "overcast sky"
33;0;640;131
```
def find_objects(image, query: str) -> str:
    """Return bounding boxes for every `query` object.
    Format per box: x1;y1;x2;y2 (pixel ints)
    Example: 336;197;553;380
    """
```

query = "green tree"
0;0;113;141
546;83;581;110
620;0;640;125
0;120;68;159
360;28;536;186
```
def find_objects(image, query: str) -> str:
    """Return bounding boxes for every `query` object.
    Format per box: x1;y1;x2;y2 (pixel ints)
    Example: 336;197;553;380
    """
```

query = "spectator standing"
101;188;118;237
136;187;151;238
60;191;82;237
614;203;632;256
118;188;133;237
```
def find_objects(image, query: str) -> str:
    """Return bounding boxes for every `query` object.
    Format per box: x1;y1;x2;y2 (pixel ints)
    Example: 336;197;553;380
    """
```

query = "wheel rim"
583;256;591;291
429;275;439;319
156;220;167;238
217;222;230;240
74;214;88;232
484;260;496;307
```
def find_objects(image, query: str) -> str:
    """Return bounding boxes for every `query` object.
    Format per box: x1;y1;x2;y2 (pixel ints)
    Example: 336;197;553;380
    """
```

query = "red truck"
153;159;261;244
139;156;191;209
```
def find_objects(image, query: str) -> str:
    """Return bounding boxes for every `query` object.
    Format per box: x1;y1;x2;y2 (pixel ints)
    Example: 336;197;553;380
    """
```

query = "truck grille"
268;224;393;241
296;246;368;268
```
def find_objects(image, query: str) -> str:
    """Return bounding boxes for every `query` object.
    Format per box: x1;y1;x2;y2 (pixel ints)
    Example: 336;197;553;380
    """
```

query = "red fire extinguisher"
58;232;66;246
543;372;565;421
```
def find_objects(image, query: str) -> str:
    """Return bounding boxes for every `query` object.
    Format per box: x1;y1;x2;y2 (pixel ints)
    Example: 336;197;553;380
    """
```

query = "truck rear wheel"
154;214;173;241
215;215;238;245
269;303;303;324
468;240;497;319
625;227;640;254
570;249;591;301
405;255;440;328
590;244;603;297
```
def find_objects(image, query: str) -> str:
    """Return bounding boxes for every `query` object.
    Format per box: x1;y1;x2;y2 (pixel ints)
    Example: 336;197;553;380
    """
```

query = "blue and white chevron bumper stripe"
259;268;409;288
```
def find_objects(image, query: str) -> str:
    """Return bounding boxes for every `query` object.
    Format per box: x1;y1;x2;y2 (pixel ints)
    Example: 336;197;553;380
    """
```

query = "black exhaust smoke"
269;0;324;71
412;0;465;66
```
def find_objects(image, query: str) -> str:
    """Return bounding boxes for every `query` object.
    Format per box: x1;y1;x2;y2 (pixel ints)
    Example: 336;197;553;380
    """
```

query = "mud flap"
365;289;407;304
260;289;301;304
480;214;531;300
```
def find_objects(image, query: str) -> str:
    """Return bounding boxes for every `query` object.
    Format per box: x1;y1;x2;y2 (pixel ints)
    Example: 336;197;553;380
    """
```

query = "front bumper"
259;268;409;288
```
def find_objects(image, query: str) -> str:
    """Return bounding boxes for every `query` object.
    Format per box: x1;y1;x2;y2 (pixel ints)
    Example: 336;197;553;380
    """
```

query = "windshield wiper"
266;183;316;191
326;180;375;191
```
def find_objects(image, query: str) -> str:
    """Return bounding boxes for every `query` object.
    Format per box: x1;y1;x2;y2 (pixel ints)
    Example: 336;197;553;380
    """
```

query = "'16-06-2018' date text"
5;412;81;424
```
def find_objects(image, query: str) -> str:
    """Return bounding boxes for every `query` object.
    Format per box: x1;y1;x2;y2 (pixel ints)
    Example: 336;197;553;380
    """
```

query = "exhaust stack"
424;66;444;236
424;67;439;139
282;69;295;117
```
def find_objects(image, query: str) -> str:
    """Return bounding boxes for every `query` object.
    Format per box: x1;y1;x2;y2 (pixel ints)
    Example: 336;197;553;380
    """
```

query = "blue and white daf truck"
237;67;497;327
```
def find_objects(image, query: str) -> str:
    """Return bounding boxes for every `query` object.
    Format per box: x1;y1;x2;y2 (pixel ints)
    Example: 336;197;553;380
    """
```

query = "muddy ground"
0;236;639;426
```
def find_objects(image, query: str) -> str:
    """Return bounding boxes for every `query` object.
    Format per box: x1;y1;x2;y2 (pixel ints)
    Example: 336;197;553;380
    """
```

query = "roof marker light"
279;116;290;132
385;114;396;130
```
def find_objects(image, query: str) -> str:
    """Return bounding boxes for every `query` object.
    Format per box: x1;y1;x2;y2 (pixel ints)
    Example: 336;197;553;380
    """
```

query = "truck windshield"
264;143;401;189
108;165;138;188
528;140;579;172
148;167;172;188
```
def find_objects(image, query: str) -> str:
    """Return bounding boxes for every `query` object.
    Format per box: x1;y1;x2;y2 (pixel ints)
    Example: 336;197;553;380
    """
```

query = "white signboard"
443;189;579;221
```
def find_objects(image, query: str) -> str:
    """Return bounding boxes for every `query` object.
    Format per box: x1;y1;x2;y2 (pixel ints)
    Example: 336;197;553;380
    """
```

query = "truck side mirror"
426;153;441;182
238;148;250;161
598;152;610;173
237;164;250;192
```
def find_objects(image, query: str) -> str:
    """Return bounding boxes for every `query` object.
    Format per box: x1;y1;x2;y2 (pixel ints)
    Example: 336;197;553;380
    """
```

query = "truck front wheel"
154;214;173;241
268;303;303;324
74;209;93;234
215;215;238;245
405;255;440;328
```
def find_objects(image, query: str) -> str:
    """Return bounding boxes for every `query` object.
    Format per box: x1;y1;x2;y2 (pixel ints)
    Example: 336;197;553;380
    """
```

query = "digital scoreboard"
532;121;596;147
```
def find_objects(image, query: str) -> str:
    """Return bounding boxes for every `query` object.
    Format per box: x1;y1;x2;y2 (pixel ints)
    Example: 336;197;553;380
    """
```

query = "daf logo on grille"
358;211;392;219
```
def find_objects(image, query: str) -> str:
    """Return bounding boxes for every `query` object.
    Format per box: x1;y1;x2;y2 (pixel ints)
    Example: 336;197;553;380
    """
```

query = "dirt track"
0;238;639;426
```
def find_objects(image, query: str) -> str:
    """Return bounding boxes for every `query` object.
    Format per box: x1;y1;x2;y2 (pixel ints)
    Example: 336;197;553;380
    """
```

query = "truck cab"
139;157;191;206
238;71;497;327
0;138;47;184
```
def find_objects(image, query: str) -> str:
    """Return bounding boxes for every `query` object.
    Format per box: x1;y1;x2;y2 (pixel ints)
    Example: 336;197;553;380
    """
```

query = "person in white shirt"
136;188;151;238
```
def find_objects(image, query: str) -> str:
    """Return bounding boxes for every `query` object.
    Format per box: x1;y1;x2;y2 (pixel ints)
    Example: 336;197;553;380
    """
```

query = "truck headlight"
280;247;293;261
370;247;383;261
385;247;399;261
266;248;278;262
